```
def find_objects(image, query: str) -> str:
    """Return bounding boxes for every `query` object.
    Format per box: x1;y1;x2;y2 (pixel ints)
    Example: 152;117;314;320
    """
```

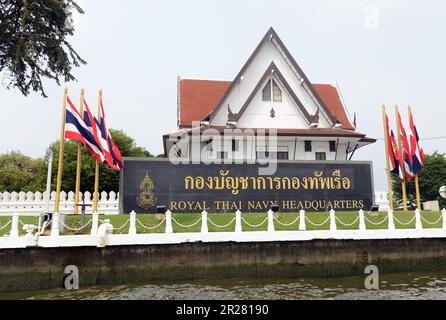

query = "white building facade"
163;28;375;162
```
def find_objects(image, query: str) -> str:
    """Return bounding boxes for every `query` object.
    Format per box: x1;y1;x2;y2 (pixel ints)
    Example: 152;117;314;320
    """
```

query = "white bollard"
387;210;395;230
90;211;99;235
10;212;19;237
129;210;137;235
299;210;306;231
414;209;422;230
201;210;208;234
358;209;366;231
329;209;337;231
165;210;173;234
442;209;446;230
97;219;113;247
235;210;242;233
51;213;60;236
267;209;275;232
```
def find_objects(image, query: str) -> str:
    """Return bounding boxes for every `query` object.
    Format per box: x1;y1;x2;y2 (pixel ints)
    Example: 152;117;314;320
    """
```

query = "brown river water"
2;271;446;300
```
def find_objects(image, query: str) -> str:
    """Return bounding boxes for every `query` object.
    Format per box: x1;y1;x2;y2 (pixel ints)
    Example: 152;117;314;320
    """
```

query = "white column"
90;211;99;235
387;210;395;230
235;210;242;233
201;210;208;234
414;209;422;230
267;209;275;232
358;209;366;231
51;213;59;236
329;209;337;231
442;209;446;230
298;210;306;231
10;212;19;237
129;210;136;235
165;210;173;234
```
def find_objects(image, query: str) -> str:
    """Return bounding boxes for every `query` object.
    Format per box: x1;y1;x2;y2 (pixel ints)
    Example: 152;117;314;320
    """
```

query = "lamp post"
38;148;53;234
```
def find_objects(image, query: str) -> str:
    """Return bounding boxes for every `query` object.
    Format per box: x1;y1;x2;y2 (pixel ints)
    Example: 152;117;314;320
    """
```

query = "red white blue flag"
99;97;122;170
397;111;414;182
386;114;404;181
64;96;105;163
409;111;424;175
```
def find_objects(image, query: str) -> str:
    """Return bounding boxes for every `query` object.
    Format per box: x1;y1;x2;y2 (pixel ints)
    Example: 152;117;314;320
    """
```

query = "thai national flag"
101;98;122;170
397;111;414;182
409;112;424;175
64;97;105;163
386;114;403;181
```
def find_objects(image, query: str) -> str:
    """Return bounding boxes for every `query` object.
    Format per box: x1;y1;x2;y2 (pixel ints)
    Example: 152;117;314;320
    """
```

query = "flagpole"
408;105;421;211
382;105;394;211
93;89;102;213
395;105;408;211
54;88;68;214
74;88;85;214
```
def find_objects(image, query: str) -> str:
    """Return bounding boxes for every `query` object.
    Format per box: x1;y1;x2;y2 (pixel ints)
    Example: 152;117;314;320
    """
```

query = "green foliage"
0;151;46;192
392;152;446;206
46;129;153;193
0;0;85;97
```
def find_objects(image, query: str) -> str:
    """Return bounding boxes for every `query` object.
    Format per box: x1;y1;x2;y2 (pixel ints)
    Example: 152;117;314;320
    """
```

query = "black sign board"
119;159;374;213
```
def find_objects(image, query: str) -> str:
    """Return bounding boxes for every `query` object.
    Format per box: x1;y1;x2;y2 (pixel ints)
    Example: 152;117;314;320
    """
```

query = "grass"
0;210;443;236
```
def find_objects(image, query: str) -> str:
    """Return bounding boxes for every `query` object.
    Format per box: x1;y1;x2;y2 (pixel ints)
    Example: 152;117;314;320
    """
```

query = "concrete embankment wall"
2;238;446;292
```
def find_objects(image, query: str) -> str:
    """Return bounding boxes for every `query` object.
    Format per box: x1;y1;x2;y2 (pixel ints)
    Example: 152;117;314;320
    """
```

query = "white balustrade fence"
0;191;119;215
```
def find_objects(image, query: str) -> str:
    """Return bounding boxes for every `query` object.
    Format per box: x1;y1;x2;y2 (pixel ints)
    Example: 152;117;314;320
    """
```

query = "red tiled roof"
311;84;354;130
179;79;231;128
178;79;354;129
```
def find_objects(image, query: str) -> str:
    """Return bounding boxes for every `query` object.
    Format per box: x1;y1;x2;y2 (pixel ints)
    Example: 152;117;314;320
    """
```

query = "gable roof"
178;78;355;129
207;27;337;126
178;79;231;128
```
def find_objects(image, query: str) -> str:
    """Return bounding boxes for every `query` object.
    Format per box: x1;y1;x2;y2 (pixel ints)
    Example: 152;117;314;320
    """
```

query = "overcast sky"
1;0;445;191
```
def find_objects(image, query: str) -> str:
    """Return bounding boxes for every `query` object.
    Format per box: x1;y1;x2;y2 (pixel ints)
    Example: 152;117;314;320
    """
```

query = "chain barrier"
305;216;330;227
136;218;166;230
207;217;236;228
393;215;416;226
420;215;443;225
0;220;12;232
61;219;92;232
172;217;202;228
335;216;359;227
112;219;130;231
364;215;388;225
241;217;268;228
273;216;300;227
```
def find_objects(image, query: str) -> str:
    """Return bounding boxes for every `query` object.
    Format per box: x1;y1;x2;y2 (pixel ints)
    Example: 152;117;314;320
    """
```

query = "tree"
45;129;153;193
0;151;46;192
392;152;446;207
0;0;85;97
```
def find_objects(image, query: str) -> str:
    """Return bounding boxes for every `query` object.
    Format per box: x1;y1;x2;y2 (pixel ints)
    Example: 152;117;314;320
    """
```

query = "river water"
2;271;446;300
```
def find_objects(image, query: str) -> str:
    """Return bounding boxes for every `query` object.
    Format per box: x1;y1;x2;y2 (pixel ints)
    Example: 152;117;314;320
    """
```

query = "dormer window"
262;79;282;102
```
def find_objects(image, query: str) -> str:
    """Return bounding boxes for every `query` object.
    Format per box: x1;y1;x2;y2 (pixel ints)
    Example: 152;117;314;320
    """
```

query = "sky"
1;0;445;191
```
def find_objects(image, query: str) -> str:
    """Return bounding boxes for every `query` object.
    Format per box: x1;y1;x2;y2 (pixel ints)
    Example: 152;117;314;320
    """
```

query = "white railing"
1;208;446;249
0;191;118;215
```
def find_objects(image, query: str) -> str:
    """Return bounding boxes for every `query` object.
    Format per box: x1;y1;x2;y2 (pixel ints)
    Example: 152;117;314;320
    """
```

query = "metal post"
201;210;208;233
299;210;306;231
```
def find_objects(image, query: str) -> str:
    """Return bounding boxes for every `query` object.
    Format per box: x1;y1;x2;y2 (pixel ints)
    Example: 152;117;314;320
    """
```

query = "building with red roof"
164;27;375;162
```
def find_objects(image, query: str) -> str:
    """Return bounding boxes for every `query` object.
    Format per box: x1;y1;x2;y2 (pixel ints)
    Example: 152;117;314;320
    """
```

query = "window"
256;151;270;160
315;152;326;161
277;152;289;160
218;151;228;160
232;139;239;152
203;139;213;151
329;141;336;152
304;141;312;152
272;80;282;101
262;79;282;102
262;80;271;101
